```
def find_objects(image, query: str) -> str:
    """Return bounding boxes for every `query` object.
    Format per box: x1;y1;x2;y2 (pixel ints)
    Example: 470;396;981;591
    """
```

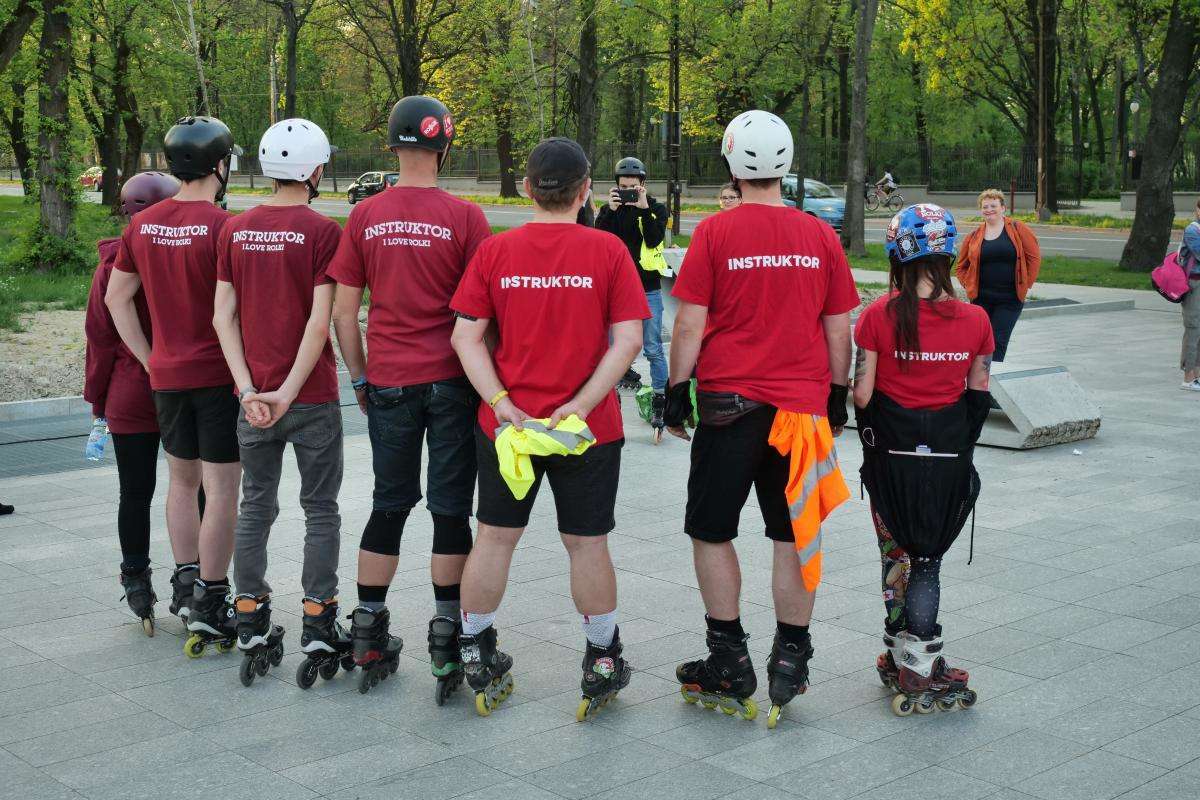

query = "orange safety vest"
767;411;850;592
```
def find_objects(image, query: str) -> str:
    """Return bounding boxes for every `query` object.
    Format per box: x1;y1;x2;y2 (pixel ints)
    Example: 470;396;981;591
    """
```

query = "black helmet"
387;95;455;170
163;116;242;182
614;156;646;181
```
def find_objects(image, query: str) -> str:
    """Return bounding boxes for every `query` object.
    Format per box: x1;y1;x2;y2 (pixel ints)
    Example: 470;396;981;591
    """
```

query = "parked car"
347;171;399;203
79;166;106;192
781;175;845;231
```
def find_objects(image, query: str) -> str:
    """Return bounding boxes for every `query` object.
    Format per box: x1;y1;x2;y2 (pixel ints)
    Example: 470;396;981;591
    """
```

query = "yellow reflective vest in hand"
768;411;850;592
495;415;596;500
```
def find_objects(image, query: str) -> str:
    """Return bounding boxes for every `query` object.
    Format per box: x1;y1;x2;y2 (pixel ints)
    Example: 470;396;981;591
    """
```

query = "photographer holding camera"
596;157;670;429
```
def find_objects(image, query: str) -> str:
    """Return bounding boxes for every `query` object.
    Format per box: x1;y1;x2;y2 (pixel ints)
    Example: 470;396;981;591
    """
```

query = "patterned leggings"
872;506;943;638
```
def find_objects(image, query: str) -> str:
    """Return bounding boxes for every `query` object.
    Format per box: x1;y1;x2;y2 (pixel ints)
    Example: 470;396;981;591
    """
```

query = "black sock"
121;556;151;574
705;614;744;638
433;582;461;619
357;583;388;604
203;577;229;589
776;621;810;645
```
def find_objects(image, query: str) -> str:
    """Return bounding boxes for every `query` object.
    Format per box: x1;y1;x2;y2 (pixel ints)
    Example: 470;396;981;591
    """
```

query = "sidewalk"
1;304;1198;800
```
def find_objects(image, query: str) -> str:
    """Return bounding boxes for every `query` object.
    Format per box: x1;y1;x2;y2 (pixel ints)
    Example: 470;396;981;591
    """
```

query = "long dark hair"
886;253;956;364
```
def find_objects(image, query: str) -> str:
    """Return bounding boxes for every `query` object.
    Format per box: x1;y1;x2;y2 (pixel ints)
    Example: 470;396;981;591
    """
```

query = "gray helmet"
614;156;646;181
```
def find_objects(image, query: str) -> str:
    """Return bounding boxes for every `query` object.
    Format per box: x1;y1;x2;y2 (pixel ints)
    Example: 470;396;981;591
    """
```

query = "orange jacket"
956;217;1041;302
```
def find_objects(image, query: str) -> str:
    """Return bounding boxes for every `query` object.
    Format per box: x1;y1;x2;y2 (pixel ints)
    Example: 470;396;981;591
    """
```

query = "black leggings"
112;432;205;572
972;293;1024;363
873;506;943;638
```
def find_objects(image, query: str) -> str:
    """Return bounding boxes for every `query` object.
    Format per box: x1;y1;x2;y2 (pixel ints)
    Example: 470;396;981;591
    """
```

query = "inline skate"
576;628;632;721
651;392;666;444
235;595;285;686
461;625;514;716
765;631;814;729
296;598;355;689
676;629;758;721
618;367;643;391
119;565;156;637
428;615;464;706
891;634;976;715
183;579;237;658
876;629;905;691
168;562;198;622
351;606;402;694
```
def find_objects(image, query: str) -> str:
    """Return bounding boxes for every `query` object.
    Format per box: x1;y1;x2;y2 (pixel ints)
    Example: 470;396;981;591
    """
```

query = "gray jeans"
233;401;343;600
1182;279;1200;372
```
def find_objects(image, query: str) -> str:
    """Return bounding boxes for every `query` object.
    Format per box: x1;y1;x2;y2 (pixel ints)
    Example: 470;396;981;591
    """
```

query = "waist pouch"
697;391;765;427
855;390;990;560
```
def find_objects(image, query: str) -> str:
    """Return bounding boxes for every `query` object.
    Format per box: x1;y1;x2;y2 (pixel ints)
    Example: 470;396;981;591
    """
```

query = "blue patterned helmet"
884;203;958;263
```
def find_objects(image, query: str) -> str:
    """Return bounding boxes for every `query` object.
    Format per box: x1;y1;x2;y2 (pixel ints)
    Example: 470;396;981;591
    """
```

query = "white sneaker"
1181;379;1200;392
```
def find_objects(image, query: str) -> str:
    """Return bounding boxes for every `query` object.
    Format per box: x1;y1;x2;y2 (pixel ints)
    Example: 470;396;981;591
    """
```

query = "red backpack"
1151;252;1191;303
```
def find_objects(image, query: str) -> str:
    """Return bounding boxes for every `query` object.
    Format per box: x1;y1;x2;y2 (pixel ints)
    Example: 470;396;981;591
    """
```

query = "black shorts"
685;404;792;543
475;426;622;536
153;385;240;463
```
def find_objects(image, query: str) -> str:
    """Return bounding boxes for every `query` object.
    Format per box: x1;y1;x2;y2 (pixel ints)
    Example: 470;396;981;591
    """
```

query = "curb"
1021;299;1135;318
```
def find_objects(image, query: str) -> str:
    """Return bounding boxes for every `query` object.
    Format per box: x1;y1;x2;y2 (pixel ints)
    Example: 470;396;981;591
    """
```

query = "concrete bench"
979;362;1101;449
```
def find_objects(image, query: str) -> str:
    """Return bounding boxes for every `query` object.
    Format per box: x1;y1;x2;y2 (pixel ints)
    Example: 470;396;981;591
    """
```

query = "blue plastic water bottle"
85;419;108;461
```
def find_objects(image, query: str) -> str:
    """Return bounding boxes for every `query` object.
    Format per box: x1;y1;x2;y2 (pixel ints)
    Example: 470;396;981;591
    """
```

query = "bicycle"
865;184;904;213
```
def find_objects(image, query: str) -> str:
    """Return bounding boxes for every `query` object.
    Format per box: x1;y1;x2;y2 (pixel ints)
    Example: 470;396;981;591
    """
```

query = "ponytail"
886;253;957;369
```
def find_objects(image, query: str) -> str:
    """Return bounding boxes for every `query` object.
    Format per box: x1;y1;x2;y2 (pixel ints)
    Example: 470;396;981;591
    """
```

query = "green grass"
847;243;1152;290
963;211;1190;231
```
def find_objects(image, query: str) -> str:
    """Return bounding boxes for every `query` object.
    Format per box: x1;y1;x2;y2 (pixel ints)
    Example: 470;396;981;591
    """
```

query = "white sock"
582;609;617;647
461;609;496;637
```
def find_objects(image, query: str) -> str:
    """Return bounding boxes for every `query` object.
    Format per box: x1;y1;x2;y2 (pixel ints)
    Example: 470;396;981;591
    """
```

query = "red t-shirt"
113;198;233;390
326;186;492;387
854;295;994;410
216;205;342;404
450;223;650;445
672;204;860;414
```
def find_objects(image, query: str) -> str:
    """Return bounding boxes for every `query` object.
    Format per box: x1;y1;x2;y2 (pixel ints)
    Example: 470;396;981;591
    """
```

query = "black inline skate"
576;628;632;721
876;629;905;692
168;562;198;622
119;565;157;637
461;625;514;717
183;579;237;658
618;367;643;391
351;606;403;694
650;392;666;445
296;598;355;690
235;595;285;687
891;634;976;716
765;632;814;729
428;615;464;706
676;629;758;721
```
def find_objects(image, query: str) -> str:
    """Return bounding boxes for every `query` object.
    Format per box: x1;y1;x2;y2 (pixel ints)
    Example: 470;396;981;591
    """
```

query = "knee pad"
431;513;473;556
360;508;410;556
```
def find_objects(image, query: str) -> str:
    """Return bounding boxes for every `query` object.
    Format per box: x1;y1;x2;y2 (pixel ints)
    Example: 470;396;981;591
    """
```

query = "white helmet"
258;118;333;183
721;110;794;180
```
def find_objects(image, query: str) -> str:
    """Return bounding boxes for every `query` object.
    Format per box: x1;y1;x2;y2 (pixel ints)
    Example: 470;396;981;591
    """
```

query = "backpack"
1151;252;1191;303
636;216;669;275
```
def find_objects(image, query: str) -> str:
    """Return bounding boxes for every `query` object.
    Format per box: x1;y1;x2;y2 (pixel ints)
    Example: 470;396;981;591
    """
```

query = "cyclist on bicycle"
874;170;897;199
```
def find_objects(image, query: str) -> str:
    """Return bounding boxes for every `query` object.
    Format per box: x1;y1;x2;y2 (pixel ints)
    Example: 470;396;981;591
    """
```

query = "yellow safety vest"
494;415;595;500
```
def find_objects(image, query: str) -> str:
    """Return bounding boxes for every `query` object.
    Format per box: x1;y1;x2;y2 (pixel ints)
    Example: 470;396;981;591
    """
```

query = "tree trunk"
35;0;74;270
575;0;598;162
841;0;877;255
2;80;33;195
1119;0;1198;271
0;0;36;74
1085;63;1105;162
1035;0;1059;214
1069;75;1083;204
496;105;518;198
399;0;423;94
1113;59;1125;189
283;5;298;118
910;59;930;185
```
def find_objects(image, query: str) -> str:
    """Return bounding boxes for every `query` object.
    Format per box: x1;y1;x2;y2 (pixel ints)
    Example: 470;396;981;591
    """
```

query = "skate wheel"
575;697;593;722
435;680;451;707
388;658;399;675
239;657;257;687
184;635;205;659
215;640;236;655
701;700;717;710
141;617;155;637
721;705;736;716
915;699;935;714
341;655;356;672
959;690;977;709
767;705;782;729
475;692;492;717
319;659;339;681
653;428;662;445
269;644;284;667
255;656;270;677
297;660;318;690
936;698;958;712
680;685;698;705
358;669;373;695
891;694;914;717
740;699;758;721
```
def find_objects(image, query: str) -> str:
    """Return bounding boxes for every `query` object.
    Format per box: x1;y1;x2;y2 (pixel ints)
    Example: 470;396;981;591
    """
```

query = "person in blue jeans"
596;156;670;427
1179;199;1200;391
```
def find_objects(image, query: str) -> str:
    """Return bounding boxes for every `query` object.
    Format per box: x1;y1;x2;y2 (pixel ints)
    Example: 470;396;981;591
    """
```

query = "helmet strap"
214;157;231;203
305;175;320;202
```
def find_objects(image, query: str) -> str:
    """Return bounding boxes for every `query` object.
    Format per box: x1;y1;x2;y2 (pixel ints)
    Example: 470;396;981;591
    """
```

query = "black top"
595;196;669;292
978;227;1018;297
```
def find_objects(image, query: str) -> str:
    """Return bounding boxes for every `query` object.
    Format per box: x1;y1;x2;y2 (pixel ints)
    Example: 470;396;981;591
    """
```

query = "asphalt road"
5;184;1178;261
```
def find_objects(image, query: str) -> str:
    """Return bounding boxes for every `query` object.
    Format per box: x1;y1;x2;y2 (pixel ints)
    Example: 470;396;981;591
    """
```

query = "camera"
617;187;640;204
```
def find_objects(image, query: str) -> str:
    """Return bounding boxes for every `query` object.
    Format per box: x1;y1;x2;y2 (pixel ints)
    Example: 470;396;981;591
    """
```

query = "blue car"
782;175;845;231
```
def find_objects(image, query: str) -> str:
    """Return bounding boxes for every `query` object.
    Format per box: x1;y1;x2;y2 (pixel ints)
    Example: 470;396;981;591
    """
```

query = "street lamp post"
667;0;681;239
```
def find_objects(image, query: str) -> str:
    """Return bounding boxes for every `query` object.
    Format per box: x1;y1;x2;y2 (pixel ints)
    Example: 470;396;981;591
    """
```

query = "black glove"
664;380;693;428
827;383;849;429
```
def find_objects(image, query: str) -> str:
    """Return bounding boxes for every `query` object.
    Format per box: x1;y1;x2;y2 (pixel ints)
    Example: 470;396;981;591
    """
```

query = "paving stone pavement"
1;302;1199;800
